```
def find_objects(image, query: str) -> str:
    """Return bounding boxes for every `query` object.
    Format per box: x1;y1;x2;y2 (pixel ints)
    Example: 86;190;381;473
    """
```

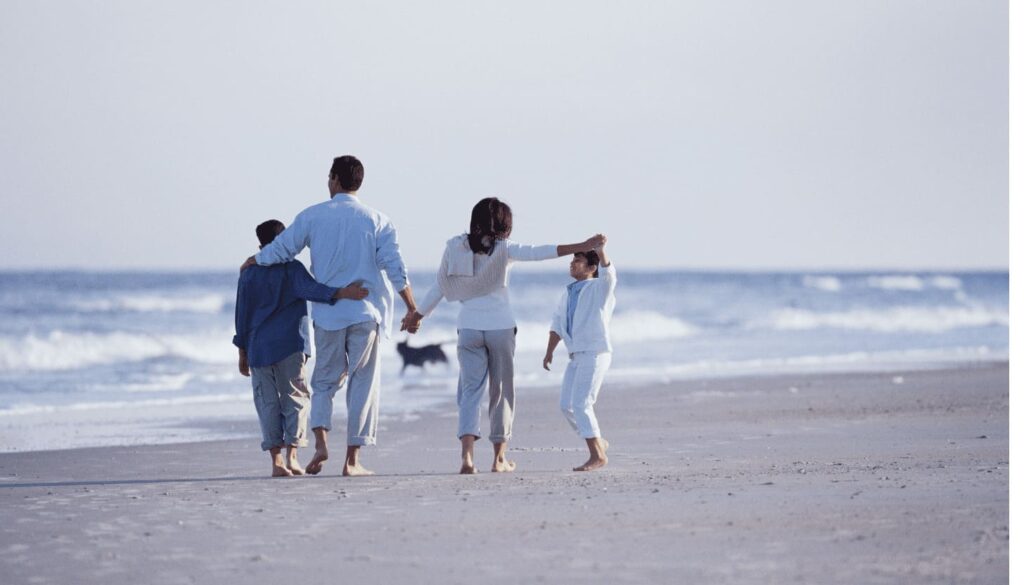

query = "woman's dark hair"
467;197;513;255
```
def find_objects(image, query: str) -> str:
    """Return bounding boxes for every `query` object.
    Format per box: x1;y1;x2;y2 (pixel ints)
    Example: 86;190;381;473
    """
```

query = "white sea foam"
0;329;236;372
802;276;842;292
71;293;230;314
759;306;1008;333
866;275;925;291
929;275;963;290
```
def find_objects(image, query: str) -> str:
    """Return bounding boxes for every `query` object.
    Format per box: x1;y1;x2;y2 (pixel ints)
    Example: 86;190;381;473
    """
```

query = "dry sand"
0;363;1008;584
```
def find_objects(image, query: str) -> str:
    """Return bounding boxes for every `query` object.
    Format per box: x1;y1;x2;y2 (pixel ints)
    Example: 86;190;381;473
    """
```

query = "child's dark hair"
256;219;285;249
467;197;513;255
575;250;600;278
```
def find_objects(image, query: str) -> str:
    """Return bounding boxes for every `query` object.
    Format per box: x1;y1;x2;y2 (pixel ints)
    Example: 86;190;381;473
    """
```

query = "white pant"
559;351;611;439
309;321;381;446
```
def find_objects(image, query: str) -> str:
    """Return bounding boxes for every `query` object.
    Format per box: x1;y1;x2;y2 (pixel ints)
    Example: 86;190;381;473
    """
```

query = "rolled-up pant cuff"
348;437;376;447
489;435;510;444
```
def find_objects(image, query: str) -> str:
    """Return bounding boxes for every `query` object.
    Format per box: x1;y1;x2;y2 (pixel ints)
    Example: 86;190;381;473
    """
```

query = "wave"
802;276;842;292
70;293;230;314
865;275;963;292
0;329;236;372
758;305;1008;333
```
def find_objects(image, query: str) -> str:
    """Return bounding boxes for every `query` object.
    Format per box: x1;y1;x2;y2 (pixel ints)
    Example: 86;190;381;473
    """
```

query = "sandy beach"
0;363;1007;584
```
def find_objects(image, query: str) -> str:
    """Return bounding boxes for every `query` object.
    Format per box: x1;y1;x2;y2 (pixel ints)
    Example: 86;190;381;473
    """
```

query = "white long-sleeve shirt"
255;193;409;338
550;262;617;354
419;238;559;330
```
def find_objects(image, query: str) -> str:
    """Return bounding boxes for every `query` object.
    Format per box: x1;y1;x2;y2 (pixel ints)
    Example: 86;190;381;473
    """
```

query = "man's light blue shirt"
255;193;409;338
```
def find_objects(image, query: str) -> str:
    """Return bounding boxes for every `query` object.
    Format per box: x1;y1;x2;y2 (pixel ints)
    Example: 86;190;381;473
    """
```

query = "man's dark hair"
467;197;513;255
330;155;364;192
256;219;285;249
575;251;600;278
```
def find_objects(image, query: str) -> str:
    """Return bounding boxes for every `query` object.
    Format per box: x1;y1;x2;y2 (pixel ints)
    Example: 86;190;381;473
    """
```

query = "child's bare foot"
343;462;375;477
492;458;517;473
573;455;607;472
305;448;328;475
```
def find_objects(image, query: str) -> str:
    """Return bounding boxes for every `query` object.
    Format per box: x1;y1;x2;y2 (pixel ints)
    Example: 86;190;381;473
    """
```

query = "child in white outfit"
543;239;616;471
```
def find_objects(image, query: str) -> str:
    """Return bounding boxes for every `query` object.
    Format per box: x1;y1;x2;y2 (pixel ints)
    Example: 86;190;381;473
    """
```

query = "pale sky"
0;1;1008;270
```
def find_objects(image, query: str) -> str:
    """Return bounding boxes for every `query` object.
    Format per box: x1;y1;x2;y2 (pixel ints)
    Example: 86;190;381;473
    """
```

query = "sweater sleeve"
376;218;410;292
419;282;445;317
506;241;559;262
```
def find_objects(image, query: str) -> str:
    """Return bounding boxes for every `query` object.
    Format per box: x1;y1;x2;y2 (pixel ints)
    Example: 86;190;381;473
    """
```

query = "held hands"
335;281;369;300
543;351;554;371
585;233;607;251
401;310;424;334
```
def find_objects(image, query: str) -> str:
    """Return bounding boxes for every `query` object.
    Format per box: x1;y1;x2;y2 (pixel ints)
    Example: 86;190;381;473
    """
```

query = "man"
242;155;419;476
234;219;368;477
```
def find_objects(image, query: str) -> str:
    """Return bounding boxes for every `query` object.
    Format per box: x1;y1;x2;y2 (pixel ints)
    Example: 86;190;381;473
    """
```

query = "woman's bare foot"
573;455;607;472
342;445;374;476
305;448;329;475
343;462;375;477
492;458;517;473
491;441;516;472
272;465;293;477
460;462;478;474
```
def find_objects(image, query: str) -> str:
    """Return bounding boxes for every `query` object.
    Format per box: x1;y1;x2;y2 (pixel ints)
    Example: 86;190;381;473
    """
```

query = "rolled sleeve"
376;220;409;291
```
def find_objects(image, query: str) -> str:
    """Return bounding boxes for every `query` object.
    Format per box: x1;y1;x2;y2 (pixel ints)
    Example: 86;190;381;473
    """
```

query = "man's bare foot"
460;462;478;474
573;455;608;472
272;465;293;477
305;448;329;475
492;459;517;473
343;462;375;477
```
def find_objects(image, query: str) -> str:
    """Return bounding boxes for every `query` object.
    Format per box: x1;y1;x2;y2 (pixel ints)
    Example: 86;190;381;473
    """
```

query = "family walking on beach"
233;155;616;478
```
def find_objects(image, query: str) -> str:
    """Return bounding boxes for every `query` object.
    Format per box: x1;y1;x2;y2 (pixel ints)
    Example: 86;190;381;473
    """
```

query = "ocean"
0;269;1008;452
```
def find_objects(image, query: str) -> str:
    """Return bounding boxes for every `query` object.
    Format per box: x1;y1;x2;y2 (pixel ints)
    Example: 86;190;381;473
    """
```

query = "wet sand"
0;363;1008;584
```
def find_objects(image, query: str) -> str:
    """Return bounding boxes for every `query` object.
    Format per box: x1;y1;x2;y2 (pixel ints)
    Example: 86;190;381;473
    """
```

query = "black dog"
396;340;448;373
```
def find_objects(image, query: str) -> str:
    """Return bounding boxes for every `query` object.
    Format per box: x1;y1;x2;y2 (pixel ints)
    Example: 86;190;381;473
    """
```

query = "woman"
411;197;604;474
